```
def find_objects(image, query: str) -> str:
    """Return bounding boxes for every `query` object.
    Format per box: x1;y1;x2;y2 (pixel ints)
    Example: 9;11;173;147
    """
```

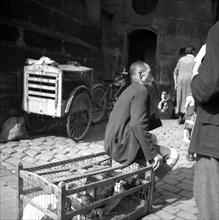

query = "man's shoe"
186;153;195;161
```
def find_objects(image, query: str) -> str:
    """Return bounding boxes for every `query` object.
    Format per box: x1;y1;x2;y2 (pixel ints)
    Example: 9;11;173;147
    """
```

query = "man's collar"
186;54;194;57
131;78;141;84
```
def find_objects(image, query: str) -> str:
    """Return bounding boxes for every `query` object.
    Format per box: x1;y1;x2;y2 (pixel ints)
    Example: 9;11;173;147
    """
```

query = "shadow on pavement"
27;118;108;143
152;165;195;212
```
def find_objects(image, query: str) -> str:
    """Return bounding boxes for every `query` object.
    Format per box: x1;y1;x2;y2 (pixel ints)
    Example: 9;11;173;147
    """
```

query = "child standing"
157;91;169;112
183;93;196;143
183;93;196;161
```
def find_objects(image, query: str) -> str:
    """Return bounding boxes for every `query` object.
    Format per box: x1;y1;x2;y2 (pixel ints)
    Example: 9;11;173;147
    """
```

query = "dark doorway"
128;29;157;77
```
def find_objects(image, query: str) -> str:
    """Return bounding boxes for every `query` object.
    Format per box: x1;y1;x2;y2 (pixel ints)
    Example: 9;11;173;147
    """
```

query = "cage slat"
20;170;59;195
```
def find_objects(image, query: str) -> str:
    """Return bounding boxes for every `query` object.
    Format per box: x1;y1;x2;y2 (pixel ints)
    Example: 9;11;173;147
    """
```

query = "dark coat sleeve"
130;87;158;161
189;22;219;159
191;21;219;104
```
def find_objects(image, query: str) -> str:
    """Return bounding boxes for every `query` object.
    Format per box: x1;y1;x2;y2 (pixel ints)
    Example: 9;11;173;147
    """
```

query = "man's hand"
151;154;163;170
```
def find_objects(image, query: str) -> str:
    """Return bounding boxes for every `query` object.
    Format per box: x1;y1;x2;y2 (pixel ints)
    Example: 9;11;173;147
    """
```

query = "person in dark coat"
188;21;219;220
104;60;179;183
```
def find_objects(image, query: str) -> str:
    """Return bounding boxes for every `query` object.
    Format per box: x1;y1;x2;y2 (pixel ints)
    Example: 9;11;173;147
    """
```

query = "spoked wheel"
24;112;51;134
67;92;92;141
92;84;107;124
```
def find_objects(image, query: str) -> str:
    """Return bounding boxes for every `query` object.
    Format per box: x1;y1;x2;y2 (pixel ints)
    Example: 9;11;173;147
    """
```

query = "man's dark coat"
104;81;158;166
189;21;219;159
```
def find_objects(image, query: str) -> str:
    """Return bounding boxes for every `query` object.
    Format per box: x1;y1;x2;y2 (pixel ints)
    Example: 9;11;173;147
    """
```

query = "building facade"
101;0;218;89
0;0;218;127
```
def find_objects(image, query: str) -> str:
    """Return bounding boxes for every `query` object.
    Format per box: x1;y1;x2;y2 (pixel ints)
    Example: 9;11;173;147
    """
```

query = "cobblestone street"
0;118;197;219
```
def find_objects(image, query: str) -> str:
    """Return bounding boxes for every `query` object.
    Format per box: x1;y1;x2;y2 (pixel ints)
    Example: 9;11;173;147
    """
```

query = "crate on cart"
22;61;93;141
18;152;154;220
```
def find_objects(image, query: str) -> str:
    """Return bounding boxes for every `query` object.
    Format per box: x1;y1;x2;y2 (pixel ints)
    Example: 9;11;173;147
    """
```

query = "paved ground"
0;116;198;220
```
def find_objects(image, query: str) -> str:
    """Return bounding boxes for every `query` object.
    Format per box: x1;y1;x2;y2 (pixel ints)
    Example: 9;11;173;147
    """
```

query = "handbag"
148;113;162;131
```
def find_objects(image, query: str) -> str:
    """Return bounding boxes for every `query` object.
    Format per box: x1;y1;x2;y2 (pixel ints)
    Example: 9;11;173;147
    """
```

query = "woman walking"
173;46;196;124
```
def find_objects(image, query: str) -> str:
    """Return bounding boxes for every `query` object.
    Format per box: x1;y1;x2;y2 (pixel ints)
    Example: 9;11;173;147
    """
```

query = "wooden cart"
22;62;93;141
17;152;155;220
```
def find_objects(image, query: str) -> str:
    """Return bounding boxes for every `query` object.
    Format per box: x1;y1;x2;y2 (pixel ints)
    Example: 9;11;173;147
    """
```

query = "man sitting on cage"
104;60;179;183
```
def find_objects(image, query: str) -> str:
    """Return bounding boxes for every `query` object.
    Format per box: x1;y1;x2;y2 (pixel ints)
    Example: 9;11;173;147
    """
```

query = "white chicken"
22;194;57;220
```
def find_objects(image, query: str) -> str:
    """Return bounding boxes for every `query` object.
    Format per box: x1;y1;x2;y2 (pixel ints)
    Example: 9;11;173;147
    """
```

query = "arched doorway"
127;29;157;78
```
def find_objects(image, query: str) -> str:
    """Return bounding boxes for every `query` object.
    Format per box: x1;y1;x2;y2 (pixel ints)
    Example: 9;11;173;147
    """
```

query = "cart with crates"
22;59;93;141
17;152;155;220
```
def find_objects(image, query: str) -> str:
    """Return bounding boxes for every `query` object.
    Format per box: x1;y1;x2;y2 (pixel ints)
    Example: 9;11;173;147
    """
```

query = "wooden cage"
17;152;154;220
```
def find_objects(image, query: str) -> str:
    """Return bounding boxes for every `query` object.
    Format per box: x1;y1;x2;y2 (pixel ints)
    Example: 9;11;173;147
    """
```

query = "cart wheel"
24;112;51;134
67;92;92;141
92;84;107;124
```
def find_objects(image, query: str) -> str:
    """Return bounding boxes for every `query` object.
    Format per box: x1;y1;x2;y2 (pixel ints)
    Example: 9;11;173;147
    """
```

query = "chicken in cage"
18;152;154;220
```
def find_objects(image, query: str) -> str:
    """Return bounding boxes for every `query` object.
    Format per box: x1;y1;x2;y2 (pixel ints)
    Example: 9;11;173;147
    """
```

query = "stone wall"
102;0;214;94
0;0;103;128
0;0;217;127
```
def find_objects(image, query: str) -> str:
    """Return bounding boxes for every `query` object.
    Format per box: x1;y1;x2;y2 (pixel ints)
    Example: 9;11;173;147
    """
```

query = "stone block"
163;177;180;186
156;210;175;219
63;0;82;20
30;1;52;28
0;24;19;43
176;20;203;39
64;147;79;154
192;4;212;23
37;0;62;11
160;190;181;199
176;203;198;214
52;148;67;154
167;18;177;35
54;153;68;161
142;213;161;219
1;161;15;171
0;164;13;177
178;172;194;179
163;205;181;214
168;173;185;181
25;149;40;157
5;157;21;166
63;41;91;57
22;48;43;62
41;150;55;158
53;11;74;35
1;148;15;155
176;182;193;192
35;154;53;162
23;30;62;52
81;25;102;44
178;190;192;199
3;142;18;148
12;152;26;159
0;0;7;15
16;146;29;153
0;45;23;75
22;155;37;163
177;210;197;220
0;152;10;162
7;0;30;22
